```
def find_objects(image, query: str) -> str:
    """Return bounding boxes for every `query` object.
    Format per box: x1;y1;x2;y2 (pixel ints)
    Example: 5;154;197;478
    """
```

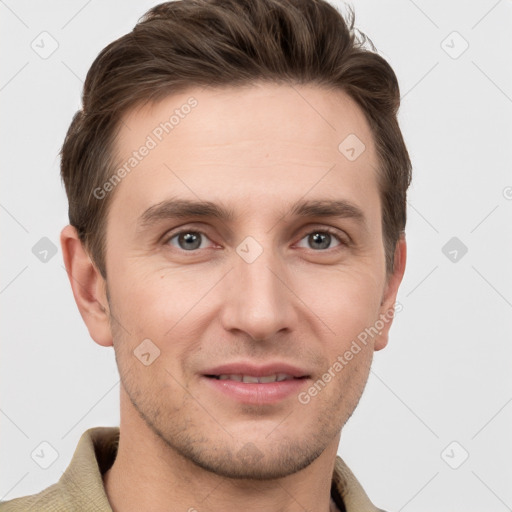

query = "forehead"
118;82;375;157
109;82;380;224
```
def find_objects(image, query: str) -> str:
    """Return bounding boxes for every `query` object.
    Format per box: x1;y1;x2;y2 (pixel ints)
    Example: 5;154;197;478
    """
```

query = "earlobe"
374;234;407;351
60;225;113;347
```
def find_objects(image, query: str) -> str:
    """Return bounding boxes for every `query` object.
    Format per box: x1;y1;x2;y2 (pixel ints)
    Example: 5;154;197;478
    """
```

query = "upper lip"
203;361;310;378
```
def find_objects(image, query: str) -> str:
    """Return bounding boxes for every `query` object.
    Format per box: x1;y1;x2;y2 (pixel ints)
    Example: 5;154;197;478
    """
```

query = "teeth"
259;375;278;383
215;374;294;383
242;375;260;383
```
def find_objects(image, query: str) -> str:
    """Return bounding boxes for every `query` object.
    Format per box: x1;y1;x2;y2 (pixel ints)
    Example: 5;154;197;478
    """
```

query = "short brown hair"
60;0;412;278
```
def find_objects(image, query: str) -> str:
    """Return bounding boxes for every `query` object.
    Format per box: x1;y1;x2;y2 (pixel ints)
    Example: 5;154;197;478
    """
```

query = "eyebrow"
136;196;367;232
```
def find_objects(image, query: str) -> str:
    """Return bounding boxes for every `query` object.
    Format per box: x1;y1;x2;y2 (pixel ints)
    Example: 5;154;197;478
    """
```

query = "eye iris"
179;232;201;250
310;232;330;250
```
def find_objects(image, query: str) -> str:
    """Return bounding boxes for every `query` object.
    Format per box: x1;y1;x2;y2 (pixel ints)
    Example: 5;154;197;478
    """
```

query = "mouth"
201;363;311;404
204;373;308;383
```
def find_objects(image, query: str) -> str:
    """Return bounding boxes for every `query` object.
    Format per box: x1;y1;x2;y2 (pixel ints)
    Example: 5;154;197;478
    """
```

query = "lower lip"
202;376;309;405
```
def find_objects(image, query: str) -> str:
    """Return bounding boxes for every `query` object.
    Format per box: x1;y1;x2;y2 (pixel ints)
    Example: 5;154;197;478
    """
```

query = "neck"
103;389;341;512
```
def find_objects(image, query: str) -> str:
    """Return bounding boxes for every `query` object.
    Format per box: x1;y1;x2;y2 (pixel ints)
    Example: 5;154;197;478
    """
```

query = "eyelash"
162;226;349;253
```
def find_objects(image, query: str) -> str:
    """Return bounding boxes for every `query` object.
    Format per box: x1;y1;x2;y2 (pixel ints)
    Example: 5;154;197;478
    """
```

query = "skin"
61;82;406;512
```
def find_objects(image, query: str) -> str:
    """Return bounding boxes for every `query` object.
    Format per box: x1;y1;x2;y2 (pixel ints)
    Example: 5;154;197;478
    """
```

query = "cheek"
294;265;384;340
108;261;215;349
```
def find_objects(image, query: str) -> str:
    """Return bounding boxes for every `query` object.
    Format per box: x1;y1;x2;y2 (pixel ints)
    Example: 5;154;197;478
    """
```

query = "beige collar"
331;455;386;511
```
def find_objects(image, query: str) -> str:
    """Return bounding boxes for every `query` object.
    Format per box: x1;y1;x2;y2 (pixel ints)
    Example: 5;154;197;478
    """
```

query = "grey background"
1;1;511;510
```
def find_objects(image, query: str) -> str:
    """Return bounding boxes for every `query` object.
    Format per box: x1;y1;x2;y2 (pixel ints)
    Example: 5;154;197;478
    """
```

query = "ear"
60;224;113;347
374;234;407;351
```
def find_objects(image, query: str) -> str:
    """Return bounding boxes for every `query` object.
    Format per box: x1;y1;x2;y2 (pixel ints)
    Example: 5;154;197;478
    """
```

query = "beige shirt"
0;427;386;511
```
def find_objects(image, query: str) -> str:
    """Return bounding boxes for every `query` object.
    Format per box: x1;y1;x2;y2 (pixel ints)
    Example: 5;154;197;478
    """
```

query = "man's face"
101;83;401;479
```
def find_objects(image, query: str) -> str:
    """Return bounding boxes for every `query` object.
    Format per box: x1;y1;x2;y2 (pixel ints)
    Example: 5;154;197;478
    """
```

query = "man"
1;0;410;510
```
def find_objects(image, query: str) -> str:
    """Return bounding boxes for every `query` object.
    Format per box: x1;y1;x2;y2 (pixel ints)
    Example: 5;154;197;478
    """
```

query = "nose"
220;242;298;342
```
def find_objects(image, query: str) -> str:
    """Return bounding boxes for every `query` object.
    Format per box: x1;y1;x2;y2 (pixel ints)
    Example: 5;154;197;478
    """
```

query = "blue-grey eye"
168;231;210;251
296;231;342;251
